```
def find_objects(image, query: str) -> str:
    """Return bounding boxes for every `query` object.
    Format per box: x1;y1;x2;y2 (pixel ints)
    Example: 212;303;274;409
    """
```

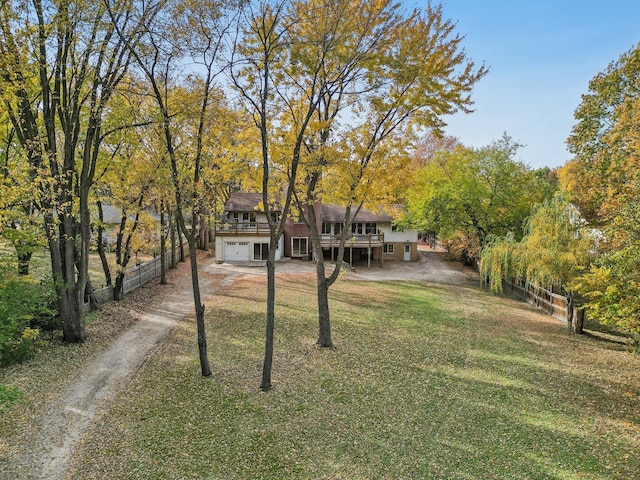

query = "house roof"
224;192;282;212
223;192;396;222
321;204;393;223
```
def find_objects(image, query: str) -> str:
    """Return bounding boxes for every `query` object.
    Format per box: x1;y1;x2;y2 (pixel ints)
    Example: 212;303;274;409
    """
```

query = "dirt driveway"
8;248;475;479
345;246;478;285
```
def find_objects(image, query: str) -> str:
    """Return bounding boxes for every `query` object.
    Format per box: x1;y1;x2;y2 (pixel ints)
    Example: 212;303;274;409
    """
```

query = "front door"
404;244;411;261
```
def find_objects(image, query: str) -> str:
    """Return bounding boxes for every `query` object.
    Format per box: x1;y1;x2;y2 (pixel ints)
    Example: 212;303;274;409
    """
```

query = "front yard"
57;272;640;479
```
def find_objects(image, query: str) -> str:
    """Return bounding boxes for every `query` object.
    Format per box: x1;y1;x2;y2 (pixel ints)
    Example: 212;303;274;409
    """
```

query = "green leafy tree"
0;119;44;275
563;42;640;227
406;134;553;264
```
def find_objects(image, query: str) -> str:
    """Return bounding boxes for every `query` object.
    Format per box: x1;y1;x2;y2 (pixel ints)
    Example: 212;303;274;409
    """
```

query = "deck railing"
320;233;385;246
215;221;271;235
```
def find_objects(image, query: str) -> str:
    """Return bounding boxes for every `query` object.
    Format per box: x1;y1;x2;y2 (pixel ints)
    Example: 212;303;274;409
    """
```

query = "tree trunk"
198;212;208;251
170;212;177;269
177;212;185;262
96;200;112;286
57;284;86;343
48;214;87;343
316;262;333;347
114;273;125;301
261;250;277;391
186;237;212;377
568;306;584;334
160;209;167;285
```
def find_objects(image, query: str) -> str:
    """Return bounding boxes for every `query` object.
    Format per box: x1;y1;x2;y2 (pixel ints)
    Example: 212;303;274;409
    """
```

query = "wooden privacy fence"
503;278;585;334
93;247;185;303
504;278;568;322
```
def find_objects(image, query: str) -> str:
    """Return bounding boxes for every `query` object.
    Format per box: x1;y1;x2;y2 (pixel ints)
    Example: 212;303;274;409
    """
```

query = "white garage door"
225;241;250;261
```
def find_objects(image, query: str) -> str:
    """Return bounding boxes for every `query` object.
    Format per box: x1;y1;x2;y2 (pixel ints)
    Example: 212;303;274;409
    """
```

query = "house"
310;203;418;267
214;192;418;265
213;192;284;263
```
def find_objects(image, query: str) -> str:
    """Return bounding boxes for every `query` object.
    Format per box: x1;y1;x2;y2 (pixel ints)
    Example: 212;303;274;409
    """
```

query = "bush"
446;232;481;267
0;277;57;367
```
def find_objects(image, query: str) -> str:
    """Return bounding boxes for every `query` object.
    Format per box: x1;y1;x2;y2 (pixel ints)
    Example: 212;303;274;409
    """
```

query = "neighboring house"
213;192;284;263
214;192;418;265
93;203;160;251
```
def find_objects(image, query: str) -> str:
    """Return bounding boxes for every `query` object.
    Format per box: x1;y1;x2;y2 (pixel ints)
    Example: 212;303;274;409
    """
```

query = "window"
391;222;404;232
322;222;343;235
384;243;395;254
365;222;377;234
270;212;280;222
232;212;255;222
292;238;308;257
351;222;363;234
253;242;269;261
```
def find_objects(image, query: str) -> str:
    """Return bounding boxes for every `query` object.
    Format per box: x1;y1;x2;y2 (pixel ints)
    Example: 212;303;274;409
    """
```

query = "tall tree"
291;1;487;347
232;0;352;389
0;0;138;342
108;0;242;376
563;42;640;337
405;134;551;264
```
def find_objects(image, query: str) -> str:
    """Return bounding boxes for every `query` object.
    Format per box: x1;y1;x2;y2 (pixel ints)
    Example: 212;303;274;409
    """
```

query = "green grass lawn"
61;273;640;480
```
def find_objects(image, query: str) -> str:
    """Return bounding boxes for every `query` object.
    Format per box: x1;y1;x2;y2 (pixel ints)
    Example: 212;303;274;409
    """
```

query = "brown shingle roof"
321;204;393;223
225;192;285;212
225;192;263;212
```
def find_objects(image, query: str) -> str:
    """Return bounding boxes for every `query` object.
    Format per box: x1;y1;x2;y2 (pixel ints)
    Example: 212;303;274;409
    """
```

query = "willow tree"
481;194;594;293
0;0;140;342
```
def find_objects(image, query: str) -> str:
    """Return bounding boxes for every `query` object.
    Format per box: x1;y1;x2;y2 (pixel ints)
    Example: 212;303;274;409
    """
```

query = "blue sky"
411;1;640;169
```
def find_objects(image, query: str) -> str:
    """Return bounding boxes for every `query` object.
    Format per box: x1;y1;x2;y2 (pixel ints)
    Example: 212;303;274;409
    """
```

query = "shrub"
0;277;57;367
446;232;481;267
